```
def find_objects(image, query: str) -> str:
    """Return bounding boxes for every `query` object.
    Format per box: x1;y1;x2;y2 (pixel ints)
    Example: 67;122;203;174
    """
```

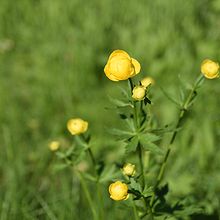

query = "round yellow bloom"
49;141;60;151
201;59;219;79
109;181;129;201
104;50;141;81
122;163;136;177
67;118;88;135
132;85;146;101
141;76;155;88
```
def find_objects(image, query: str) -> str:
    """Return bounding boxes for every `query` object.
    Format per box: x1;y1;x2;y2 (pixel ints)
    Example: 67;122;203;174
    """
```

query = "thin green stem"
87;147;96;167
138;144;145;188
132;197;140;220
143;197;154;220
128;78;154;219
80;135;104;220
150;75;204;207
77;171;99;220
129;78;134;90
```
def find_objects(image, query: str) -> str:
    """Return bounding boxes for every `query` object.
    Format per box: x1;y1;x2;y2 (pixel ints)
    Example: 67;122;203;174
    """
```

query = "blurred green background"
0;0;220;219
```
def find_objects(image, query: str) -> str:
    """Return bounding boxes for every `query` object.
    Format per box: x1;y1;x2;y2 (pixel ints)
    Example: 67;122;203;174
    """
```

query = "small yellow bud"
201;59;219;79
141;77;155;88
49;141;60;151
132;85;146;101
67;118;88;135
109;181;129;201
104;50;141;81
122;163;136;177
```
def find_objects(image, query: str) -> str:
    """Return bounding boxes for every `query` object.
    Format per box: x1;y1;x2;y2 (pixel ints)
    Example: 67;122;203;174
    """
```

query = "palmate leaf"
139;133;164;155
125;136;139;153
130;178;142;192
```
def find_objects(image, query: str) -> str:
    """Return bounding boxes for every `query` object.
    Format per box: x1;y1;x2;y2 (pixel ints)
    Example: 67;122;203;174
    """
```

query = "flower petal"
131;58;141;75
104;65;119;81
109;50;130;60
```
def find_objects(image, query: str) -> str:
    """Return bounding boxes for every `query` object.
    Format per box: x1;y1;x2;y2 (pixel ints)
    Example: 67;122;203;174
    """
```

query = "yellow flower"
141;76;155;88
49;141;60;151
122;163;136;177
67;118;88;135
104;50;141;81
132;85;146;101
109;181;129;201
201;59;219;79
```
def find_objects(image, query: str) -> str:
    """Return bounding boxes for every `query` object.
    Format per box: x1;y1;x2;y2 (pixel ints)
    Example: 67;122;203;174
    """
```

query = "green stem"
128;78;153;219
132;197;140;220
77;171;98;220
138;144;145;188
79;135;104;219
150;75;204;207
129;78;134;90
87;147;96;167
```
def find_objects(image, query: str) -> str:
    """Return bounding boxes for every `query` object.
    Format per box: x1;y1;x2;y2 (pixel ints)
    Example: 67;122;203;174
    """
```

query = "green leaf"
125;136;139;153
99;164;120;183
156;184;169;198
55;151;66;159
108;96;133;108
160;87;181;107
139;133;163;155
53;163;69;171
74;136;88;148
65;146;74;157
108;128;135;139
81;172;97;182
130;178;142;192
142;186;154;197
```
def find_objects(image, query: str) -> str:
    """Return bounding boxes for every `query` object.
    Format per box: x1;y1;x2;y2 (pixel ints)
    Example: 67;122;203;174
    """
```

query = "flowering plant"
52;50;219;219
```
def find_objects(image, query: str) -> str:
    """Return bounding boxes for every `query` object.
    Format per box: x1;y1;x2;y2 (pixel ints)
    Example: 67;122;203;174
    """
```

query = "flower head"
49;141;60;151
122;163;136;177
104;50;141;81
141;76;155;88
132;85;146;101
67;118;88;135
201;59;219;79
109;181;129;201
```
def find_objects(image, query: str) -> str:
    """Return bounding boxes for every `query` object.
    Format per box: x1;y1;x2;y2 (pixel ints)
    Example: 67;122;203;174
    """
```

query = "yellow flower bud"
109;181;129;201
141;76;155;88
122;163;136;177
104;50;141;81
201;59;219;79
67;118;88;135
49;141;60;151
132;85;146;101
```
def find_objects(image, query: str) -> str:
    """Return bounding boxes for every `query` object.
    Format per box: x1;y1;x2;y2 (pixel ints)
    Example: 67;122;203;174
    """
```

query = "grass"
0;0;220;219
